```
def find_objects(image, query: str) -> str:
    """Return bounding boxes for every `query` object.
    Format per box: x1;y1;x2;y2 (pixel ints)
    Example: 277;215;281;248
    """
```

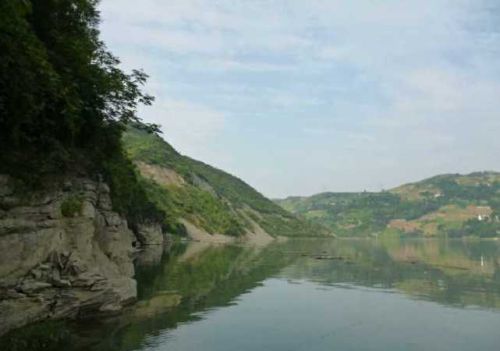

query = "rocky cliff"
0;175;161;335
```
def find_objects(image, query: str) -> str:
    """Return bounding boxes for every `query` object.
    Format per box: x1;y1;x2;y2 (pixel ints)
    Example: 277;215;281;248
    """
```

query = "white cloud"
140;98;226;157
190;58;295;72
99;0;500;197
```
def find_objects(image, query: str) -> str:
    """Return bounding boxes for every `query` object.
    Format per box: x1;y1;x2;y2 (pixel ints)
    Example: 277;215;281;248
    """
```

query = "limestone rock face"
0;176;138;336
135;223;164;246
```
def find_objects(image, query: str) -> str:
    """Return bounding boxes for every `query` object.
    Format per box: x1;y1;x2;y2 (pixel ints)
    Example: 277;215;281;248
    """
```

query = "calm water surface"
4;238;500;350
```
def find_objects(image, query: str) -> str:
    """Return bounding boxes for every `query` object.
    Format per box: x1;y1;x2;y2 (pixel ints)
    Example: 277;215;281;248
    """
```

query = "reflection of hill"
281;239;500;309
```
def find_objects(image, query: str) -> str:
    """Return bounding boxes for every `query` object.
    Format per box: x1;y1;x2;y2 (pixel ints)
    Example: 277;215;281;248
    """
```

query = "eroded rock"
18;280;52;293
0;177;141;336
136;223;164;246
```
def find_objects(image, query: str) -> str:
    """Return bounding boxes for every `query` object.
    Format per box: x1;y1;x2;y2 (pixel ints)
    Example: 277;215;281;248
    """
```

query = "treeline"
0;0;163;226
447;218;500;238
278;175;500;238
296;192;444;236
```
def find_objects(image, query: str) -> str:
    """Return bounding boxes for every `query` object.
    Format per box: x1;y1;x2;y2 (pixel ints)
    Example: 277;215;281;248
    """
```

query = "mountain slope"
123;127;330;238
276;172;500;238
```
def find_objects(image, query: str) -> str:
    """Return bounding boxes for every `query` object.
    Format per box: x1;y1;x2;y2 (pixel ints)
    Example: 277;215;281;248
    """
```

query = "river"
3;238;500;350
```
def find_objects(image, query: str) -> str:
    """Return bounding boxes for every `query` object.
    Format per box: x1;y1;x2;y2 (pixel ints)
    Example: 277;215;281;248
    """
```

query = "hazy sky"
99;0;500;198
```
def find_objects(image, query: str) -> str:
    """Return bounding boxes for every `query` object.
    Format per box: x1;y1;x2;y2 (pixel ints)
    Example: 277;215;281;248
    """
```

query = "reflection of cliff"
45;240;297;351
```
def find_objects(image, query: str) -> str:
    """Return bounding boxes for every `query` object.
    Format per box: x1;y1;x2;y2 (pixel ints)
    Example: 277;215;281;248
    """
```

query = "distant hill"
275;172;500;238
123;127;330;238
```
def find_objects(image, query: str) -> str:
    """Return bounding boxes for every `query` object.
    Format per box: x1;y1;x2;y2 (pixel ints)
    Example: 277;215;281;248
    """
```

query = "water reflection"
2;238;500;350
281;238;500;309
62;242;293;351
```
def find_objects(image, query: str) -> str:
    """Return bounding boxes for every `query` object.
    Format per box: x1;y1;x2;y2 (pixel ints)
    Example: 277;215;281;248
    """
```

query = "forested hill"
123;127;330;237
276;172;500;238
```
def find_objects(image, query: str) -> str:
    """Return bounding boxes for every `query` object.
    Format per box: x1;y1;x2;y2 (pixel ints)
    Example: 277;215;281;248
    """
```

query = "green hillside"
123;127;329;237
276;172;500;238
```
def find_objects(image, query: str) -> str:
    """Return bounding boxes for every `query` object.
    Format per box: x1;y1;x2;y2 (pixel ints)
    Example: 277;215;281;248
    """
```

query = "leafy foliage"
448;218;500;238
0;0;163;226
102;152;165;228
0;0;156;176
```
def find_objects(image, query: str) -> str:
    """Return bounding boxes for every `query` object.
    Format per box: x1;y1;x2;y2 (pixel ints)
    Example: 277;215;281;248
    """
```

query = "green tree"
0;0;163;226
0;0;157;178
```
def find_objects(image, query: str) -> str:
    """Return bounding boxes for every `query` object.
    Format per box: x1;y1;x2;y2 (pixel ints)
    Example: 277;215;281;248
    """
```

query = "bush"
102;151;165;229
60;195;83;217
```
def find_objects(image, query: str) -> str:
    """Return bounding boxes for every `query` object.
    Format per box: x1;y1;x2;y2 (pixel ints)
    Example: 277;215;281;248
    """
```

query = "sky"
98;0;500;198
